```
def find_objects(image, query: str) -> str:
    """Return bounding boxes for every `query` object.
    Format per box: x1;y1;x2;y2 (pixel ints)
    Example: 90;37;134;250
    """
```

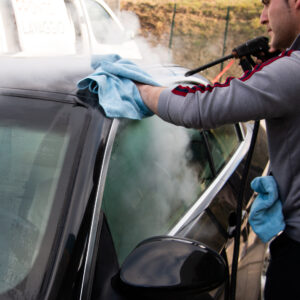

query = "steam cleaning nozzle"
232;36;270;58
185;36;273;77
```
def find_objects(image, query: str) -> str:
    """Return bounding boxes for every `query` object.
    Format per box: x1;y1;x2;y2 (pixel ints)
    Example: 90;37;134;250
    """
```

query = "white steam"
118;10;173;64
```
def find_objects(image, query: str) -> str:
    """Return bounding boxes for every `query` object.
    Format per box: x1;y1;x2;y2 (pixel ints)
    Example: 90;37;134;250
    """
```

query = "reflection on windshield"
0;122;69;293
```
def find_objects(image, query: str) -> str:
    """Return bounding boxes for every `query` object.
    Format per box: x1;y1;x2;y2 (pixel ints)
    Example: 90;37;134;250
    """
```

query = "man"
136;0;300;299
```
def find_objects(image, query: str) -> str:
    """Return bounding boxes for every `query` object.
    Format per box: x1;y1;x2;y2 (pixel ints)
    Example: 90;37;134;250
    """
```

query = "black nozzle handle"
185;53;234;77
232;36;269;58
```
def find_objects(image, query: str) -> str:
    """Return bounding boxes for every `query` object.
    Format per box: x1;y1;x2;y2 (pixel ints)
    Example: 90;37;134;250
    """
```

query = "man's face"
260;0;298;50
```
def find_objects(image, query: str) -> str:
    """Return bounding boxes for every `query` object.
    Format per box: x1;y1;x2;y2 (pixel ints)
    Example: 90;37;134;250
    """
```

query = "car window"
205;125;240;173
0;96;88;296
102;117;214;263
84;0;125;44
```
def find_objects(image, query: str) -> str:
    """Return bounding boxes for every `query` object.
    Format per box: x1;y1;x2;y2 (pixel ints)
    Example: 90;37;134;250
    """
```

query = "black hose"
229;120;259;300
229;55;260;300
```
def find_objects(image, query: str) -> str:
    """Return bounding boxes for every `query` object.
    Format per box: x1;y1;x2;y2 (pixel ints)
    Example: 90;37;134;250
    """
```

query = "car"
0;0;141;59
0;54;269;300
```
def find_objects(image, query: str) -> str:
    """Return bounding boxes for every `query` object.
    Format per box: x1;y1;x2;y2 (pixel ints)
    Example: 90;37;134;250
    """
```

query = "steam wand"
185;36;277;77
185;54;234;76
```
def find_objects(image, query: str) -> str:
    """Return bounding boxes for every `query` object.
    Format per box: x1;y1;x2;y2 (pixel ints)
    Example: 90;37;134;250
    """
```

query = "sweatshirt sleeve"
157;51;300;129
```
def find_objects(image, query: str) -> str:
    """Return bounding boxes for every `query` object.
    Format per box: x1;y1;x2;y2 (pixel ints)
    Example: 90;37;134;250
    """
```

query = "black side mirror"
117;236;227;300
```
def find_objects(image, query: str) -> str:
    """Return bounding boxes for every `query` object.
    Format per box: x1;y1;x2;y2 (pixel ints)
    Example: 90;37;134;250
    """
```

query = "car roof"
0;55;94;103
0;55;209;107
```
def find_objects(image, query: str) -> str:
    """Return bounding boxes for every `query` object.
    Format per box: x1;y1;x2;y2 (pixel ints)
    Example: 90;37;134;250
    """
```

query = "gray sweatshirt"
158;35;300;243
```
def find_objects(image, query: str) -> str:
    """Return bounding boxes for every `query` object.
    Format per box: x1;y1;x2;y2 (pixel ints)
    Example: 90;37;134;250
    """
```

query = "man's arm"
136;50;300;129
136;83;166;114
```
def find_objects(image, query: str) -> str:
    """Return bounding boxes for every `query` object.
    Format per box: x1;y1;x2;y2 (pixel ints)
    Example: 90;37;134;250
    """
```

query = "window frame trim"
79;118;119;300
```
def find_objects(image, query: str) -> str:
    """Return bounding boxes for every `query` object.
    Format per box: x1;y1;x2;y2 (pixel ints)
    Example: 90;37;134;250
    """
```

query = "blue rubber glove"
249;176;285;243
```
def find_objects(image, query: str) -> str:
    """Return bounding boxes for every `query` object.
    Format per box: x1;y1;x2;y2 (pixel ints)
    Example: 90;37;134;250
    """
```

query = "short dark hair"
262;0;289;5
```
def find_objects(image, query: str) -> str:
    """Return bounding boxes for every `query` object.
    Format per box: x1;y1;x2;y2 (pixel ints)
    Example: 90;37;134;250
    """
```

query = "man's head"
260;0;300;50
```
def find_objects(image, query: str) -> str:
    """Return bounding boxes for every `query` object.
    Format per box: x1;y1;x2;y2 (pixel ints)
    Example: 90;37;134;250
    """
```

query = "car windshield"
0;95;88;298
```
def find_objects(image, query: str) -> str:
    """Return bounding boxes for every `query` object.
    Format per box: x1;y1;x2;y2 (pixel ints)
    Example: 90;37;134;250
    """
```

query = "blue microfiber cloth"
77;54;161;119
249;176;285;243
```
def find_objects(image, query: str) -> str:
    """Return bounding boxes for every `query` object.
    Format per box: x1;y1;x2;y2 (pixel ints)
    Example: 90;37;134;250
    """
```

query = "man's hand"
136;83;166;114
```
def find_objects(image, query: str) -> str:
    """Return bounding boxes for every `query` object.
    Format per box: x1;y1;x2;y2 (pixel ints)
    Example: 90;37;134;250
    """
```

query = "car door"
67;89;268;300
81;117;239;297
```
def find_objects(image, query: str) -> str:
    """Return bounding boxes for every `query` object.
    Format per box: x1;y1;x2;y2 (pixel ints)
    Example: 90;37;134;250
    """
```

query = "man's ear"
295;0;300;9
